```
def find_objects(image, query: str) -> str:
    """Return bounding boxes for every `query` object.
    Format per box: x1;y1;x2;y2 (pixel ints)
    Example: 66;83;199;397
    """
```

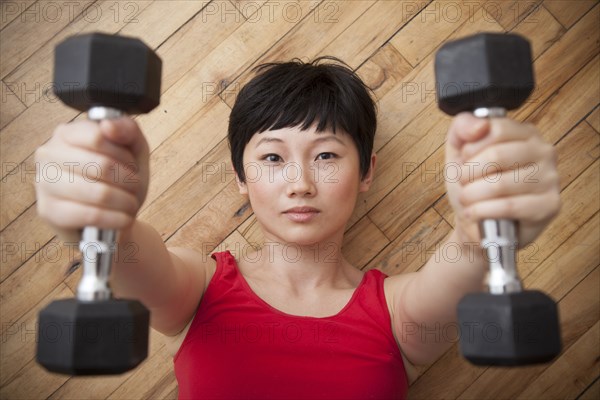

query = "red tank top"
173;251;408;399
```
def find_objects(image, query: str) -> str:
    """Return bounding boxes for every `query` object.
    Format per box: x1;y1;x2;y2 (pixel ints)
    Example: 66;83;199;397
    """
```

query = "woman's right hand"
34;117;150;244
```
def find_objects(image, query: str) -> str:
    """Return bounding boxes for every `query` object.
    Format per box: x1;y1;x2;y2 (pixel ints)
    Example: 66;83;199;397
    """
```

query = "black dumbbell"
434;33;562;366
36;33;162;375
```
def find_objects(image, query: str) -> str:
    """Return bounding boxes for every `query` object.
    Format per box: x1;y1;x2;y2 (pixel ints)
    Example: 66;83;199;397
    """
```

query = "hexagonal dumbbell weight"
36;33;162;375
434;33;562;366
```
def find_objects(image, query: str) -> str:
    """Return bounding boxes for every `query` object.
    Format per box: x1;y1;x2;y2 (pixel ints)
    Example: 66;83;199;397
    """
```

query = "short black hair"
228;56;378;183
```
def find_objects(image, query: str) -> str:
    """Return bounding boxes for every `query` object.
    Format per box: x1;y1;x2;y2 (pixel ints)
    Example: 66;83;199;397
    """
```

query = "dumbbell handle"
77;106;123;301
473;107;522;295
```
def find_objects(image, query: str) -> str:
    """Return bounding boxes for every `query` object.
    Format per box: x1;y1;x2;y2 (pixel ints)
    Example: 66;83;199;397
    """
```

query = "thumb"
445;112;490;163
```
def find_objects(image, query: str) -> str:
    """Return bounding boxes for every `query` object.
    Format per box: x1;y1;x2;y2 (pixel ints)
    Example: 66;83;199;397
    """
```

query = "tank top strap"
210;250;239;281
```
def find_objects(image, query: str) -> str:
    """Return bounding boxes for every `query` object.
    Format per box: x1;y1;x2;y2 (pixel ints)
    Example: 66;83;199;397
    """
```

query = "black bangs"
228;56;377;183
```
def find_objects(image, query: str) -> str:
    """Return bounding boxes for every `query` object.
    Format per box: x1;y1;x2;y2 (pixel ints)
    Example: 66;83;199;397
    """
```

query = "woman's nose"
284;162;316;197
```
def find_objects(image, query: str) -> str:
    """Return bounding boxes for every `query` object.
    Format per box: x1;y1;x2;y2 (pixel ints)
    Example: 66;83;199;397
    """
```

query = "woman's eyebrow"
255;136;283;148
313;135;347;147
255;135;346;148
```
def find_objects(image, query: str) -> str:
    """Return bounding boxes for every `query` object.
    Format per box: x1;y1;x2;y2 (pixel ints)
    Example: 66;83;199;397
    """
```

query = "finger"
56;121;137;165
447;112;491;151
36;144;140;193
461;119;539;161
99;118;149;158
459;138;551;185
39;173;139;216
459;166;559;207
464;192;561;223
37;195;135;230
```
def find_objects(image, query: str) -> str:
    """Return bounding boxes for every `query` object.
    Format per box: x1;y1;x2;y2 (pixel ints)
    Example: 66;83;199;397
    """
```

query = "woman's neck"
244;235;357;294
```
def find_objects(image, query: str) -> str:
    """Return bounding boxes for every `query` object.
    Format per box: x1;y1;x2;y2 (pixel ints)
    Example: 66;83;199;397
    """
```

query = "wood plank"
523;212;599;297
355;42;413;101
135;1;237;97
230;0;269;20
0;284;73;388
144;96;230;203
0;206;56;283
489;0;543;31
366;207;452;276
456;213;599;398
318;0;426;69
166;179;250;252
375;12;503;153
342;216;389;269
511;4;564;59
0;80;26;129
587;106;600;133
578;378;600;400
0;0;95;79
527;55;600;144
553;122;600;193
138;0;321;151
513;4;599;121
0;238;73;337
0;351;70;399
238;214;263;248
0;0;38;31
139;137;235;240
368;143;446;240
544;0;597;28
353;100;449;229
219;0;376;109
200;229;251;262
390;0;486;67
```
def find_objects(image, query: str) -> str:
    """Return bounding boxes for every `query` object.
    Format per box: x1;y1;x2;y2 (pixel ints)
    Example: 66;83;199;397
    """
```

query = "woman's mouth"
283;207;320;222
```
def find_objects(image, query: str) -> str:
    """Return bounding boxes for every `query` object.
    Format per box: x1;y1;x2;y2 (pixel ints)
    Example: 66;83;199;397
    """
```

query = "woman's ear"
359;153;377;192
235;170;248;195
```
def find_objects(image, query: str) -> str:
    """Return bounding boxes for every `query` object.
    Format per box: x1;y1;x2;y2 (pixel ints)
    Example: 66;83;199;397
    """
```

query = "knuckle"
502;197;516;216
84;207;103;226
458;190;470;207
89;128;104;149
96;156;116;180
94;183;113;205
487;146;502;164
491;175;506;196
118;214;135;230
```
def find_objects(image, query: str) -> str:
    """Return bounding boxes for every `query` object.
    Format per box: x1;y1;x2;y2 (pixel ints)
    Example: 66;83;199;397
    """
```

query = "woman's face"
237;123;376;248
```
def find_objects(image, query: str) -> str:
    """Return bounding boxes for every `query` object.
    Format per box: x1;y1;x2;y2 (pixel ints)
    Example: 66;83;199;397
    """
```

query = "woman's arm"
111;220;210;336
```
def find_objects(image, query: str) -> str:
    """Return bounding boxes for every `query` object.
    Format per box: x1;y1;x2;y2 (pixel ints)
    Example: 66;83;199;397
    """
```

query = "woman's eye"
262;154;281;162
316;152;337;161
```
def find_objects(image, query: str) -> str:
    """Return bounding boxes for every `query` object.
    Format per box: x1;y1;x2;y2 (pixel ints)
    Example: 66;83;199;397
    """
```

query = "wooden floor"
1;0;599;398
